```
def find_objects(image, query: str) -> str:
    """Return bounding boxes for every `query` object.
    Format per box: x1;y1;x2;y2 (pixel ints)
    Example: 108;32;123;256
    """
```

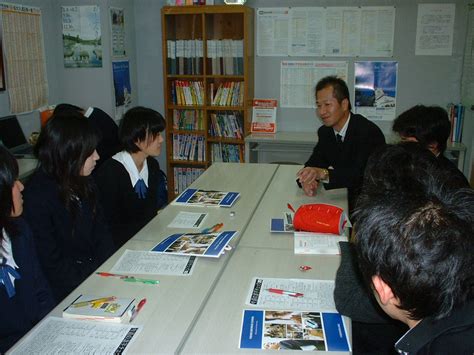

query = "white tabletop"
239;164;348;250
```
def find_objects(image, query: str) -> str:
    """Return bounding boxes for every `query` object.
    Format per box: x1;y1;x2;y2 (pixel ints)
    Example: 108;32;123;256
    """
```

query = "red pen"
287;203;296;213
130;298;147;322
267;288;304;298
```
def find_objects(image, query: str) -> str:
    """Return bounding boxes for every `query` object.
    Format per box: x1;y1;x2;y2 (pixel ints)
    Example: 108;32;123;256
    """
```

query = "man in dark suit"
297;76;385;212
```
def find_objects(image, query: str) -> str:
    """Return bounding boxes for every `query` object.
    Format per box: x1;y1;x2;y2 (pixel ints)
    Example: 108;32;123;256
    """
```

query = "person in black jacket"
23;111;115;303
352;144;474;354
0;146;54;352
296;76;385;213
95;106;167;248
392;104;469;187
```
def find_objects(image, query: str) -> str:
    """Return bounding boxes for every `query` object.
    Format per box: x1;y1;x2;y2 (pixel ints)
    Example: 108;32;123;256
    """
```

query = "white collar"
1;228;19;285
334;113;351;140
112;151;149;187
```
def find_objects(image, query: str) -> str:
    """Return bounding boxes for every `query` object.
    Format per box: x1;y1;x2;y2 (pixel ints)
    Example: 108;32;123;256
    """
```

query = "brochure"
151;231;237;258
294;232;347;255
63;295;135;323
239;309;351;352
251;99;278;134
271;212;294;233
172;188;240;207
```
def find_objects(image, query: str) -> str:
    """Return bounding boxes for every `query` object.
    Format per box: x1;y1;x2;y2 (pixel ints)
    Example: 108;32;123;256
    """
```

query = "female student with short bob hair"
95;106;167;247
23;111;114;303
0;146;54;352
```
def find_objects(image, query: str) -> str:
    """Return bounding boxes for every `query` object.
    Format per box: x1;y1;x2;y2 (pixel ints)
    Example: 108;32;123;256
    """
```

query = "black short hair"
53;103;84;115
315;76;352;110
0;146;18;236
392;105;451;153
35;110;99;214
119;106;165;153
353;144;474;321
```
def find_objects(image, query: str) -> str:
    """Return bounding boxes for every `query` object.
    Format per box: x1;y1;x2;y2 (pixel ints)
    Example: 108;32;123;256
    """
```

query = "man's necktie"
336;134;343;143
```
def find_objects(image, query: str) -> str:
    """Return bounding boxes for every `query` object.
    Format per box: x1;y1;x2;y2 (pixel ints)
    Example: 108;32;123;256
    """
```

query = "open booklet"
172;188;240;207
271;212;294;233
239;309;351;352
294;232;348;255
151;231;237;258
62;295;135;323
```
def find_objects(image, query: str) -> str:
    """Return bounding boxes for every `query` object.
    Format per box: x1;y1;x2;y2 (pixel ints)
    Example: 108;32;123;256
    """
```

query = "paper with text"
167;211;208;228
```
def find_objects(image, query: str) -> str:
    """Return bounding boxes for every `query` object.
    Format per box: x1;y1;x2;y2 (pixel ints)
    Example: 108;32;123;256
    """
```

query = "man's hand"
296;167;328;184
301;179;318;196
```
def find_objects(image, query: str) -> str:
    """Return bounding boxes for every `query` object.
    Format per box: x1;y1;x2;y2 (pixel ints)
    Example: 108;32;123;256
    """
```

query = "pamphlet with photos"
63;295;135;323
251;99;277;133
239;309;350;352
151;231;237;258
172;188;240;207
271;212;294;233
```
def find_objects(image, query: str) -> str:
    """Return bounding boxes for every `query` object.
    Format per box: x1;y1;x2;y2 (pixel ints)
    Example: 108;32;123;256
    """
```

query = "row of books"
447;103;464;143
173;167;205;195
167;40;203;75
166;0;214;5
171;80;204;106
209;112;243;138
172;134;206;161
210;143;244;163
210;81;244;106
207;39;244;75
173;109;204;130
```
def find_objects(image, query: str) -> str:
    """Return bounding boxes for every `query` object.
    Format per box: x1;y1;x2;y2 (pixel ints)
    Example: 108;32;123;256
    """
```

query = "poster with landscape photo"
62;6;102;68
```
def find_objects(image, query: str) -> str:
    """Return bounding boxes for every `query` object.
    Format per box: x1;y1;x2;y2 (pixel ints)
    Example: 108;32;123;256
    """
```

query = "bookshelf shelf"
162;5;254;198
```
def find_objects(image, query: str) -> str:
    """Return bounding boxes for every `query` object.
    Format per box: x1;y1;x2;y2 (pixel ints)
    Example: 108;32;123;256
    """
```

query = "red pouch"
293;203;346;235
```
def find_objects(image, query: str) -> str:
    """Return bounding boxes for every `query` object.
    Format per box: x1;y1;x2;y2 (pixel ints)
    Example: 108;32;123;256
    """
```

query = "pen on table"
96;272;159;285
267;288;304;298
72;296;117;308
287;203;296;213
201;222;223;234
129;298;147;322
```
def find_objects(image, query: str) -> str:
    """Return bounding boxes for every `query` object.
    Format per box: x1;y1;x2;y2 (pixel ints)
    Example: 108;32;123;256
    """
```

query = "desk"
10;163;279;354
239;164;348;250
17;158;37;181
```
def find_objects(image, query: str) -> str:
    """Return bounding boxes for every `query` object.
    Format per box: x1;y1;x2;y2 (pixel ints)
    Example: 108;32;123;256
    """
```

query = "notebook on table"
0;115;34;156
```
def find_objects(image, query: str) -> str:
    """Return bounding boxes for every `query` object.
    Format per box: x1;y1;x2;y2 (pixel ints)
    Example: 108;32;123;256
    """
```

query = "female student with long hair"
95;106;167;247
0;146;54;352
23;111;115;303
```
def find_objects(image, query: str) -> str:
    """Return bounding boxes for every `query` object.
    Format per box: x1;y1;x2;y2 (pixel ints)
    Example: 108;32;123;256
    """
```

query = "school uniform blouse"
95;152;167;248
22;169;115;303
0;218;54;353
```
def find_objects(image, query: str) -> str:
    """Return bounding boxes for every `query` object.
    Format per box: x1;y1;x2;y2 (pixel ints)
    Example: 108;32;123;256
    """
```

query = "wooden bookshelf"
162;5;254;199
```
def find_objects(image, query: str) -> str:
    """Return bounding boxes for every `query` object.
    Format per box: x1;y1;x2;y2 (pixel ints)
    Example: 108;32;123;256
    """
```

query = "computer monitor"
0;115;33;155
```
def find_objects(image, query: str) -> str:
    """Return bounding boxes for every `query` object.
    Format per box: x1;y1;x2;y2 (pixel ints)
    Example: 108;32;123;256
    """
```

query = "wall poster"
110;7;126;58
112;60;131;120
0;36;4;91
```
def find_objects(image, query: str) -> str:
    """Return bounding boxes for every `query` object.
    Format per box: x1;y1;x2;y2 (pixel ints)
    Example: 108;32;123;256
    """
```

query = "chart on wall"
110;7;126;58
354;61;398;121
62;6;102;68
280;61;348;108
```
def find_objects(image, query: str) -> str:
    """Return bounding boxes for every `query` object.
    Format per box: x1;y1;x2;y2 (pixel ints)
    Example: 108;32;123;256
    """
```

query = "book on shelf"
63;295;135;323
172;80;204;105
211;143;244;163
173;188;240;207
173;109;204;130
172;133;205;161
209;112;243;138
173;167;205;195
447;103;464;143
239;309;351;352
206;39;243;75
211;81;243;106
251;99;278;134
151;231;237;258
271;212;294;233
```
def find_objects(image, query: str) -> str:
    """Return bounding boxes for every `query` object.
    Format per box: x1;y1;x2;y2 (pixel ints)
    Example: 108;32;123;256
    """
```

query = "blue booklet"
151;231;237;258
239;309;351;352
271;212;294;233
172;188;240;207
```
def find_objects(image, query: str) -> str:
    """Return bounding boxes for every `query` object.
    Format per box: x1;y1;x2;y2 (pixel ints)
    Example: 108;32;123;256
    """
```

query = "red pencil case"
293;203;346;235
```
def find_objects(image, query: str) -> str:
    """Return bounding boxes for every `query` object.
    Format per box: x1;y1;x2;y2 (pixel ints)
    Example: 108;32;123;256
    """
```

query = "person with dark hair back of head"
22;111;115;303
95;106;167;248
393;104;469;187
344;143;474;354
296;76;385;215
0;146;54;352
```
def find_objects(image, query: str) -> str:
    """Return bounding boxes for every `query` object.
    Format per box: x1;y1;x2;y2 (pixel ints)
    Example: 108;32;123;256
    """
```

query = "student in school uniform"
296;76;385;214
393;104;469;187
95;106;167;248
22;111;115;303
0;146;54;352
352;143;474;353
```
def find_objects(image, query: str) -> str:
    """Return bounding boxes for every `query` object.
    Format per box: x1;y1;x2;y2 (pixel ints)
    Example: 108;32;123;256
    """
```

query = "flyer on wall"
354;61;398;121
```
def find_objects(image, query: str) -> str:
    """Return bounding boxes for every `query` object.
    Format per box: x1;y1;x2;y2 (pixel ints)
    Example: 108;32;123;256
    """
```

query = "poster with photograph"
0;37;5;91
62;6;102;68
354;61;398;121
239;309;351;351
112;60;131;107
110;7;126;58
